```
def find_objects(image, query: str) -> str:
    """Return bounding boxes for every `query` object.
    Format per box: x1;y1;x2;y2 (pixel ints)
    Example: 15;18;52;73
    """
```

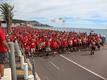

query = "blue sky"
1;0;107;29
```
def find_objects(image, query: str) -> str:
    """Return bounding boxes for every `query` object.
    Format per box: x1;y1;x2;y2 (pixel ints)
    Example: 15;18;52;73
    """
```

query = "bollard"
20;56;24;69
8;42;17;80
23;63;29;80
28;75;34;80
14;40;20;53
18;50;22;57
14;40;22;57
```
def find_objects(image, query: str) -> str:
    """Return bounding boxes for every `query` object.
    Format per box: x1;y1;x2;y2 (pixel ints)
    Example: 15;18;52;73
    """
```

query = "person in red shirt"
62;39;69;52
68;38;73;52
45;38;51;56
73;38;77;51
24;44;30;58
56;38;62;54
0;24;10;79
30;39;36;55
90;39;96;55
51;39;59;55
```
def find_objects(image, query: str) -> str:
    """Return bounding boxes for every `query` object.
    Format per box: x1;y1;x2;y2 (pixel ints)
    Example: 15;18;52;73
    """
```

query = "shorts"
31;48;35;53
0;53;7;64
91;46;95;51
46;47;51;52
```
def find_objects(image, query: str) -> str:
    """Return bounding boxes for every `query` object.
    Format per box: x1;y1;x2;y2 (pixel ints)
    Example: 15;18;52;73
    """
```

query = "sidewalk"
4;68;11;80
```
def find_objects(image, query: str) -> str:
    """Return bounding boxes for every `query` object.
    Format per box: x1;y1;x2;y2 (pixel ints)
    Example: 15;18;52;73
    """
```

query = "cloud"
0;0;9;3
11;0;107;18
2;0;107;28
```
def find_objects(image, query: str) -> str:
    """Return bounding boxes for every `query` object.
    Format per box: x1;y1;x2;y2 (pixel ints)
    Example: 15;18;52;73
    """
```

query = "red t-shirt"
30;42;36;48
10;35;15;42
68;39;73;46
63;40;68;47
73;39;77;44
52;41;59;49
0;28;7;52
45;41;51;47
57;40;61;46
24;45;30;53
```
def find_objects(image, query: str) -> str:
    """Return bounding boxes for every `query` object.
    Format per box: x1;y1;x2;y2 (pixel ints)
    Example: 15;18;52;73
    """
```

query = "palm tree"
0;2;14;36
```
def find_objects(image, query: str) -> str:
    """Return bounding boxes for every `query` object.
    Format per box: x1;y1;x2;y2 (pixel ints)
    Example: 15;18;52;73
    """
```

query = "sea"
34;26;107;37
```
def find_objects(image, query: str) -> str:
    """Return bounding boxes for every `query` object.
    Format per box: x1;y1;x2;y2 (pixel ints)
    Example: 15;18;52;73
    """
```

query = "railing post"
21;56;25;69
15;40;36;80
31;54;37;80
15;40;22;57
23;63;29;80
8;42;17;80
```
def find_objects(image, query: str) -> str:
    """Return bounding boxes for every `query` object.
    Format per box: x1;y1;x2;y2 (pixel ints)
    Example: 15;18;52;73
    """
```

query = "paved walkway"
33;45;107;80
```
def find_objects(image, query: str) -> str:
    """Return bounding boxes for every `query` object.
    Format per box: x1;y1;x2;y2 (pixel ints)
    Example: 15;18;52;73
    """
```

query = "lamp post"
8;42;17;80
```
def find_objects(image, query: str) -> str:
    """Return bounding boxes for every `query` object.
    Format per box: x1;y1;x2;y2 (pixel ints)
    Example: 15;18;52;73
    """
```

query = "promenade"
33;45;107;80
4;45;107;80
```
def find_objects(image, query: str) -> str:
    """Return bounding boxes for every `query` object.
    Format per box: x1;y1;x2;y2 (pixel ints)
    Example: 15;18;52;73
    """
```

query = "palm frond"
0;2;14;35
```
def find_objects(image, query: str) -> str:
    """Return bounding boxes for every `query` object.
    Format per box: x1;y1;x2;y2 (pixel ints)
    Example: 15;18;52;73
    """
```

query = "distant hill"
13;19;39;24
13;19;52;27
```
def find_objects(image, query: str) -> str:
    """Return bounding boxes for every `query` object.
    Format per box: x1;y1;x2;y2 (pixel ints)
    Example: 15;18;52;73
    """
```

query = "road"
32;45;107;80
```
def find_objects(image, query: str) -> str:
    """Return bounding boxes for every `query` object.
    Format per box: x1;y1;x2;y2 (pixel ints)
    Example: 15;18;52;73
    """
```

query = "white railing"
15;40;34;80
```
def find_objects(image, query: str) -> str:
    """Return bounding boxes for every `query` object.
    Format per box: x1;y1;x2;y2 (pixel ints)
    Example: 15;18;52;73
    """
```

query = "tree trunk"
7;18;12;41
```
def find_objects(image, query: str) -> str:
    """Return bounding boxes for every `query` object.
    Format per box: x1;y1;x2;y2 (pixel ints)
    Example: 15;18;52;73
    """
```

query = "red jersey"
68;39;73;46
0;28;7;52
24;45;30;53
63;40;68;47
30;42;36;48
45;41;51;47
52;41;59;49
57;40;61;46
10;35;15;42
73;39;77;44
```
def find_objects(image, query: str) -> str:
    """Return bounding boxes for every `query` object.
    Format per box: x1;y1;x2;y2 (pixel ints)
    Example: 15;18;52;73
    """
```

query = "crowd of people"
9;26;105;57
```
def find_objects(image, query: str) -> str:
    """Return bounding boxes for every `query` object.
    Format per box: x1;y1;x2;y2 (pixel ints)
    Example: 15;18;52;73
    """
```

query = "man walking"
0;22;10;80
90;40;96;55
